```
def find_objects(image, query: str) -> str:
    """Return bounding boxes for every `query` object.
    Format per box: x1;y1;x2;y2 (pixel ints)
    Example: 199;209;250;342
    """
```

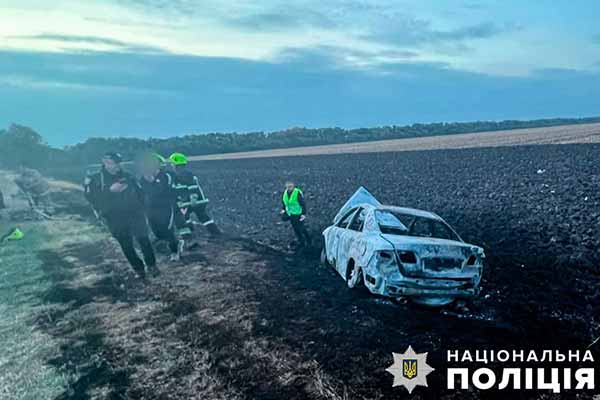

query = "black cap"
102;152;123;163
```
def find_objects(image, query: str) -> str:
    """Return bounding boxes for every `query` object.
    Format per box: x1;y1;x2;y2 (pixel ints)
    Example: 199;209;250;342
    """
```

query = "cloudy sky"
1;0;600;146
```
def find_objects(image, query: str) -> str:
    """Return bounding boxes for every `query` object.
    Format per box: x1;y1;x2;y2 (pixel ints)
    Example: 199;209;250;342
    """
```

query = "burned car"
321;187;485;306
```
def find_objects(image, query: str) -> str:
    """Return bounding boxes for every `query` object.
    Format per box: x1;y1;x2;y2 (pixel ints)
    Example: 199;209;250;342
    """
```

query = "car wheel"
346;260;364;289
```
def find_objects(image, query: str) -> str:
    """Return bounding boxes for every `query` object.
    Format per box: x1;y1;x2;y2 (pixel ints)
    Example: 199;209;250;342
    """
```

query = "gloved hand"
300;214;306;222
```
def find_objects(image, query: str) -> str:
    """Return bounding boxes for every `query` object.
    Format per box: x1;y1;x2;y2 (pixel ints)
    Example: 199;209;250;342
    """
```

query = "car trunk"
381;234;478;279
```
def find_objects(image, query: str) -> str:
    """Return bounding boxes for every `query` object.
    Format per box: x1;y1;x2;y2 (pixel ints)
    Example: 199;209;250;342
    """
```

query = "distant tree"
0;124;68;169
3;116;600;173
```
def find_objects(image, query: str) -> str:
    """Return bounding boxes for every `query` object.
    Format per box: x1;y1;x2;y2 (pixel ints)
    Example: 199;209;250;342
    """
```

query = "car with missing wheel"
320;187;485;306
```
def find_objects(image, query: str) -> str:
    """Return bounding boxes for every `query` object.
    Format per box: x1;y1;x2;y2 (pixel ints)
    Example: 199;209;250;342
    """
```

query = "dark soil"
36;144;600;399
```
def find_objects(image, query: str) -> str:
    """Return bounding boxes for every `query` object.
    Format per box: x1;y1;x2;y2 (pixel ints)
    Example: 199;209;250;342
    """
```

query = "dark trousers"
289;215;310;246
148;207;179;254
183;205;220;235
108;215;155;276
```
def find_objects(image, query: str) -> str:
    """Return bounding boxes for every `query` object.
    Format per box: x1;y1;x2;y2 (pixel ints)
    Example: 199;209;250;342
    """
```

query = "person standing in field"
138;153;184;262
169;152;221;237
84;152;159;280
280;180;311;249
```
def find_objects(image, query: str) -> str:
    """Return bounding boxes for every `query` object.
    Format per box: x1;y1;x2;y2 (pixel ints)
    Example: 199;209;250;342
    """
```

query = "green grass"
0;222;75;400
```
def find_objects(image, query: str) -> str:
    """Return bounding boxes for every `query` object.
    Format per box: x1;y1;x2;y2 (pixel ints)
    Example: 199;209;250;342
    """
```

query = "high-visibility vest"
282;188;303;216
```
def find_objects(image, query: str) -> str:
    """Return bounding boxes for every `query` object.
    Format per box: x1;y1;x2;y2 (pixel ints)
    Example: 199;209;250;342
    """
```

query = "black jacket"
84;168;145;220
173;168;207;202
139;171;178;216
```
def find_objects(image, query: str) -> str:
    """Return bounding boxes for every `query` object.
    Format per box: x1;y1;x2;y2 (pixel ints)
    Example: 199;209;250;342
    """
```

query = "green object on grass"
2;227;24;242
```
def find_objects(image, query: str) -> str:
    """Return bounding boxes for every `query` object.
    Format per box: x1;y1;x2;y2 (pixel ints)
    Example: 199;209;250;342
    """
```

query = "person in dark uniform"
168;152;221;236
84;152;158;279
138;153;184;261
280;180;311;248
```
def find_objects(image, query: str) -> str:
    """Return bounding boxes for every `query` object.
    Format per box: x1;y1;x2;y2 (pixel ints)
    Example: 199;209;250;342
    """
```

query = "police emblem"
386;346;434;393
403;359;418;379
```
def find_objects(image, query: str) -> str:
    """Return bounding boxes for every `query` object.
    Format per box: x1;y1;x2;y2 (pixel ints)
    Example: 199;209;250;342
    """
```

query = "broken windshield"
375;210;460;241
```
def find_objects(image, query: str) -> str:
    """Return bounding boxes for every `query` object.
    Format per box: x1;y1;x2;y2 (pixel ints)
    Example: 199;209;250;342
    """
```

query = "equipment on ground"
1;227;24;243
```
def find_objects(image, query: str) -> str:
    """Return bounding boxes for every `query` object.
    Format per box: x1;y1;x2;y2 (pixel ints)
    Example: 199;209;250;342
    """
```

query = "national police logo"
386;346;434;393
403;359;418;379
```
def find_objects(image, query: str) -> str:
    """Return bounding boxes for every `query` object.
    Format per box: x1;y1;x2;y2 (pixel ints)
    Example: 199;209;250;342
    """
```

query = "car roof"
358;203;443;220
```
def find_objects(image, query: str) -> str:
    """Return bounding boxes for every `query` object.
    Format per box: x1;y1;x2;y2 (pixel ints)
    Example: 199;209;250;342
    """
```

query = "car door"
328;208;358;274
337;207;366;279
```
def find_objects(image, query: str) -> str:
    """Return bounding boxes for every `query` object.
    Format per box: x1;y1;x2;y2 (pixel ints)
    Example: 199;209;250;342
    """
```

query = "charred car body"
321;187;485;306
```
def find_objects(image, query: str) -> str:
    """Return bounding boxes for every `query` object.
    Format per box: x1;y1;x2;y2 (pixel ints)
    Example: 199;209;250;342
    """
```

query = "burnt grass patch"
33;143;599;399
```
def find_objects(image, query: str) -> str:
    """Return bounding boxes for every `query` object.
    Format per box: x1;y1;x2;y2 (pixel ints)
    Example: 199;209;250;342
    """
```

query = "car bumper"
384;278;480;300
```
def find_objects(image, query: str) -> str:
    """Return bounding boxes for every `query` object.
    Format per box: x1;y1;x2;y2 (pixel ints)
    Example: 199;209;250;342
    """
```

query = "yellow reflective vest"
282;188;303;216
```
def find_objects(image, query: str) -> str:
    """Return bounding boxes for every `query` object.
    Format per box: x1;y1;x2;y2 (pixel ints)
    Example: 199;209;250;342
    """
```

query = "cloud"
433;22;504;41
460;2;487;11
0;0;596;78
15;33;130;47
275;45;420;73
0;73;173;94
367;18;512;47
9;33;167;54
114;0;197;15
225;9;332;32
1;49;600;146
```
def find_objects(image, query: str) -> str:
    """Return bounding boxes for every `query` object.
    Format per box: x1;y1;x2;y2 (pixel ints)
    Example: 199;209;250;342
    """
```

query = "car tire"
346;260;364;289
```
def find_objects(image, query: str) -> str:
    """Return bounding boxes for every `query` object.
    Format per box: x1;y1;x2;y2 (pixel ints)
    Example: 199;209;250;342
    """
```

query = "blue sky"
1;1;600;146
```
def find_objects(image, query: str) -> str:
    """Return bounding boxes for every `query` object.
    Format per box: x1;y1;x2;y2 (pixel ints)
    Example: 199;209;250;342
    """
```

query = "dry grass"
17;220;352;399
0;219;103;400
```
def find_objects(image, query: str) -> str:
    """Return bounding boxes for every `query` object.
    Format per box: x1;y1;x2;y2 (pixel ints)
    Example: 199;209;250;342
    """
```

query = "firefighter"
168;152;221;236
84;152;158;280
280;180;311;248
138;153;184;261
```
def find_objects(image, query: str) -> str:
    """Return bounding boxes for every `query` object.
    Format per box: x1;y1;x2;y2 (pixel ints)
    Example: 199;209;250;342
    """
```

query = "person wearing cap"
169;152;221;236
84;152;159;280
137;153;184;262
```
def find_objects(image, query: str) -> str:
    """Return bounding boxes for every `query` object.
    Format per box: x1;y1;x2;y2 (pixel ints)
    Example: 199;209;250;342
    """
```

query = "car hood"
333;186;381;224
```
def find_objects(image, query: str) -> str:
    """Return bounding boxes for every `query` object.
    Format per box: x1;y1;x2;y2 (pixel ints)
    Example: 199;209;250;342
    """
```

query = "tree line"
1;117;599;172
